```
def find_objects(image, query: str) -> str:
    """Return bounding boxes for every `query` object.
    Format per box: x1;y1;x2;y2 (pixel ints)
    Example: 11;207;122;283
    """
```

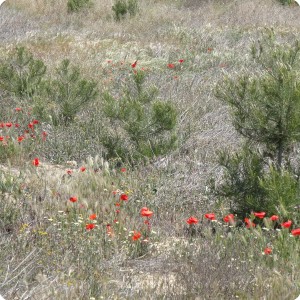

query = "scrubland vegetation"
1;0;300;299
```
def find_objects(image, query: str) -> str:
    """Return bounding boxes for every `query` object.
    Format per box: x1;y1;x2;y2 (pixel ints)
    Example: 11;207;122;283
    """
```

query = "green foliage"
0;140;19;163
217;36;300;169
212;145;266;217
0;48;98;127
48;59;98;125
213;146;300;217
214;32;300;217
277;0;293;5
101;70;177;163
259;166;300;218
0;47;46;98
112;0;138;21
67;0;92;12
112;0;127;21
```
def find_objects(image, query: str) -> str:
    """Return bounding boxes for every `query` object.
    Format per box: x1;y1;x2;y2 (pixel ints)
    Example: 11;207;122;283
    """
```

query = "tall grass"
1;0;300;299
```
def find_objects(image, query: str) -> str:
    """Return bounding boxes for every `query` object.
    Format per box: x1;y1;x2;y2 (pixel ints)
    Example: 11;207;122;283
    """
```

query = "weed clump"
112;0;138;21
67;0;93;13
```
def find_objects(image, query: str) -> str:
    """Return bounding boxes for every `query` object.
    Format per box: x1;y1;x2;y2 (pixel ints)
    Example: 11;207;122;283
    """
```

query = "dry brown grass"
1;0;300;299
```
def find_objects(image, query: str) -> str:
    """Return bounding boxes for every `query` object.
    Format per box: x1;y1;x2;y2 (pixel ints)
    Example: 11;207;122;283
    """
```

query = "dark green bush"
259;166;300;218
214;32;300;218
48;59;98;125
101;70;177;164
277;0;293;5
0;47;46;98
112;0;138;21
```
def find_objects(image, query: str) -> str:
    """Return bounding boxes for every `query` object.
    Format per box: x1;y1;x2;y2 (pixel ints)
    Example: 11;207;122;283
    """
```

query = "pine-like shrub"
277;0;293;5
112;0;138;21
48;59;98;125
213;31;300;218
101;70;177;164
0;47;46;98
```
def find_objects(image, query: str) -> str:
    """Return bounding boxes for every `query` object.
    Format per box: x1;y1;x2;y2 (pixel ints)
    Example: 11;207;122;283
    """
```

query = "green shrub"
211;145;266;217
101;70;177;164
277;0;293;5
0;47;46;98
259;166;300;219
0;140;19;163
48;59;98;126
67;0;92;12
214;32;300;218
112;0;138;21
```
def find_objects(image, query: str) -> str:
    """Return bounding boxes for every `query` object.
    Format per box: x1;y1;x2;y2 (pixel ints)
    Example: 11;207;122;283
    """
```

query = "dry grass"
1;0;300;299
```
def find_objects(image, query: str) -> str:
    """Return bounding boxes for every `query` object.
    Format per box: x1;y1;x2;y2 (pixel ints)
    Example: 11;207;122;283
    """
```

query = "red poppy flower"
131;60;137;68
116;209;120;214
186;216;199;225
120;168;126;172
32;119;39;124
89;214;97;220
0;136;4;142
69;196;78;203
205;213;216;221
80;166;86;172
17;136;25;142
28;122;34;129
264;247;272;255
223;214;235;223
178;59;184;63
120;194;128;201
254;212;266;219
141;209;153;218
281;220;292;228
245;218;256;228
86;223;95;230
32;158;40;166
270;215;279;221
66;169;72;175
168;63;175;69
291;228;300;236
115;202;121;207
15;107;22;112
15;123;20;128
132;231;142;241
